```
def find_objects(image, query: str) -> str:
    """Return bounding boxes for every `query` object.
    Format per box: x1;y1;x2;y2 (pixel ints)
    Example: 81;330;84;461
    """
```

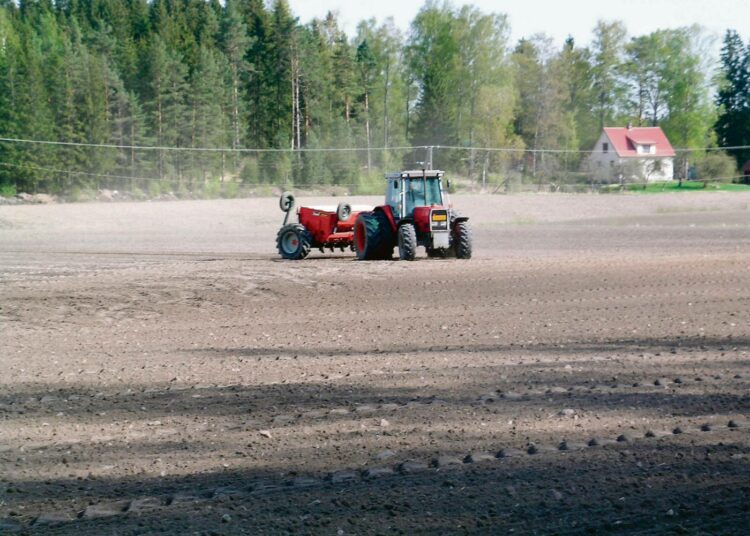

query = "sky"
287;0;750;47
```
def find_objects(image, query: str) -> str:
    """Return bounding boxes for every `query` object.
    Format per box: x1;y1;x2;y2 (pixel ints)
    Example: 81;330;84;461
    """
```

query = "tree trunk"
382;56;390;170
365;91;371;171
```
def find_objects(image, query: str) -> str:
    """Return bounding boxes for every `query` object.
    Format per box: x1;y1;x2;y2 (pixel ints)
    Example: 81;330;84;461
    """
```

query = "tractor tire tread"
398;223;418;261
454;220;472;259
354;211;394;260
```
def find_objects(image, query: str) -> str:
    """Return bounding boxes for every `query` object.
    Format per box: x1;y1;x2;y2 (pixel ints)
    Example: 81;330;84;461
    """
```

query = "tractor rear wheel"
353;211;393;260
454;220;472;259
276;223;312;260
398;223;417;261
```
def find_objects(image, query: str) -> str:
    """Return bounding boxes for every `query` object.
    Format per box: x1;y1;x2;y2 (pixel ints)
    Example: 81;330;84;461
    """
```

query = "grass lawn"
625;181;750;193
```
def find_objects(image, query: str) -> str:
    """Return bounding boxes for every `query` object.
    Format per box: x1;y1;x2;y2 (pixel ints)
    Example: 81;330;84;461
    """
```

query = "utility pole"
426;146;433;170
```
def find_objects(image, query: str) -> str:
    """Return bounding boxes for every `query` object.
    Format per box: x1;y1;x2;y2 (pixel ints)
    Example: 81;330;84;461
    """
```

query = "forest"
0;0;749;197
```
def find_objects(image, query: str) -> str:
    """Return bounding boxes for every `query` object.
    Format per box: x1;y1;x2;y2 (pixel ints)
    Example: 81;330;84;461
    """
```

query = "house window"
641;144;652;154
602;142;609;153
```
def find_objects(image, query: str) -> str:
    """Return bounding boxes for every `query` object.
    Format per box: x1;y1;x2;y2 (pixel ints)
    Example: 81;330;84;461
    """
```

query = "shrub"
202;179;221;199
147;180;161;198
223;181;240;199
0;184;16;197
694;152;737;182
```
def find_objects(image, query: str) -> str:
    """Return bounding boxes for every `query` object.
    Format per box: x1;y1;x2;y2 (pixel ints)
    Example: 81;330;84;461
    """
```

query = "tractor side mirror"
446;179;452;189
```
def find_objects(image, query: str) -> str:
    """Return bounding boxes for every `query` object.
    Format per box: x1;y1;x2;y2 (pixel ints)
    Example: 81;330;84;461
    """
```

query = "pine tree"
220;0;250;157
267;0;296;149
716;30;750;167
591;21;627;129
142;34;188;182
356;39;376;169
189;45;226;184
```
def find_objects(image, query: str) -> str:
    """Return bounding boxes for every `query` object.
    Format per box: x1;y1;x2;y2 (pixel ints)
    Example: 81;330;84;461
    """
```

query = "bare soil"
1;193;749;535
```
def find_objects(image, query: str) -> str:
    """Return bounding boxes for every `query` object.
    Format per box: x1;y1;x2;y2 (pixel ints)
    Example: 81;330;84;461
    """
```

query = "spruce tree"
716;30;750;167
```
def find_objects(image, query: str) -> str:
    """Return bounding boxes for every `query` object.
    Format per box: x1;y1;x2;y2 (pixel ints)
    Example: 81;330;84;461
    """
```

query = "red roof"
603;127;675;158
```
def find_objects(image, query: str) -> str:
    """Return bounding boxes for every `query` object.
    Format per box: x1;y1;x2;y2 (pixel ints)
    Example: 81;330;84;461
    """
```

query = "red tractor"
353;170;472;260
276;192;368;260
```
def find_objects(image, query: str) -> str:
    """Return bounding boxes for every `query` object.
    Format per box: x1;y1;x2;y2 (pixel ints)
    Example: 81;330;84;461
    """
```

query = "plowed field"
1;193;749;534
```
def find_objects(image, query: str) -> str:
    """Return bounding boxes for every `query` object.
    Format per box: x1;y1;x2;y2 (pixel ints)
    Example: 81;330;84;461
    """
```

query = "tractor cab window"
386;180;400;218
404;178;443;217
425;178;442;205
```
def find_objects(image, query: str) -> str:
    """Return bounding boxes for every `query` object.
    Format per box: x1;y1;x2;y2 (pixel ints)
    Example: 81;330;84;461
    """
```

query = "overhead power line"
0;137;424;153
2;136;750;154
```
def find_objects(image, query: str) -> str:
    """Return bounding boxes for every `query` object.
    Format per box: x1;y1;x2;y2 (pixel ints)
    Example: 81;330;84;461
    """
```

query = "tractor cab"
385;170;446;219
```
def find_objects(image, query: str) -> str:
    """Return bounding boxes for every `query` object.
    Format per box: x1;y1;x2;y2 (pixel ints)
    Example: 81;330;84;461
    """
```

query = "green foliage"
0;1;736;197
716;30;750;167
0;183;16;197
202;178;221;198
694;151;738;181
352;171;383;195
223;180;240;198
624;180;750;193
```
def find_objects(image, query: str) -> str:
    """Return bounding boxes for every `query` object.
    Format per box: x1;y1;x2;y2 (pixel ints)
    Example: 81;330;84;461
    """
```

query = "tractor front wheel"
454;220;472;259
276;223;312;260
398;223;417;261
353;211;393;260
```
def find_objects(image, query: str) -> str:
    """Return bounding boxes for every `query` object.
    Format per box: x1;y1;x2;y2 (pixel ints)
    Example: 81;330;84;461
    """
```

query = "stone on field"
80;500;130;519
463;452;496;464
398;460;428;474
432;455;463;468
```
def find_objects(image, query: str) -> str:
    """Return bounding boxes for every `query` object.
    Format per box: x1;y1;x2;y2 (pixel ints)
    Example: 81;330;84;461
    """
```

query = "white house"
589;126;675;182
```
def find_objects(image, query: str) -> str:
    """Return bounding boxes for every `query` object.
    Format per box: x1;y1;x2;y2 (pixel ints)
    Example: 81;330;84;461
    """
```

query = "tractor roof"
385;170;445;180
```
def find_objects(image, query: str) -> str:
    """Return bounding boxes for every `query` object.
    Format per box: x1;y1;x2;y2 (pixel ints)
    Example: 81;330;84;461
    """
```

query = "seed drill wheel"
454;220;472;259
276;223;312;260
336;202;352;222
398;223;417;261
353;212;394;260
279;191;295;213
